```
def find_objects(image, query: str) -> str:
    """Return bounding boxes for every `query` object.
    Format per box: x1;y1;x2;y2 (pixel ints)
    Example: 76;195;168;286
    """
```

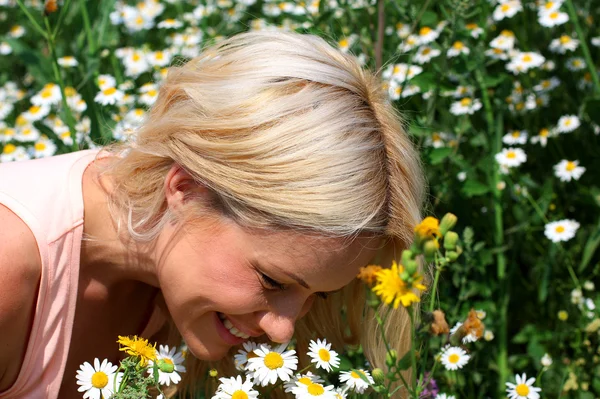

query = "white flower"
234;341;265;371
388;82;421;100
382;63;423;83
31;83;62;107
538;9;568;27
493;1;523;21
447;41;470;58
9;25;25;38
533;77;561;92
549;35;579;53
457;171;467;181
436;394;457;399
554;160;585;182
147;49;172;67
483;330;495;341
307;339;340;372
414;45;441;64
14;125;41;142
97;74;117;90
440;346;470;370
506;373;542;399
33;137;57;158
506;52;545;74
212;375;259;399
21;104;50;122
398;34;419;52
556;115;580;133
0;143;29;163
503;130;528;145
94;87;125;106
417;26;440;45
450;97;482;115
147;345;186;386
490;30;516;50
485;47;510;60
544;219;580;243
0;41;12;55
245;343;298;386
465;22;484;38
538;0;564;13
530;128;553;147
541;353;553;367
157;18;183;29
283;371;324;393
76;358;122;399
292;381;337;399
583;281;595;291
495;148;526;168
339;369;374;394
592;36;600;47
566;57;586;71
57;56;79;67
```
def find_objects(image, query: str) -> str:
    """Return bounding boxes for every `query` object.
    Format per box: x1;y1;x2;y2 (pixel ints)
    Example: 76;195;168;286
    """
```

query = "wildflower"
483;330;495;341
493;1;523;21
57;55;79;67
0;42;11;55
414;45;441;64
506;373;542;399
538;9;568;27
147;345;186;386
339;369;374;394
15;125;41;142
0;143;29;163
556;115;580;133
373;261;426;308
541;353;553;367
307;339;340;372
382;63;423;83
157;18;183;29
233;341;263;371
398;34;419;52
570;288;583;305
495;148;527;168
485;47;509;60
357;264;383;287
147;49;172;67
395;22;411;38
209;369;218;378
490;30;516;50
450;97;482;115
283;371;324;393
94;87;125;106
425;132;452;148
430;309;450;336
506;52;545;74
246;343;298;386
557;310;569;320
31;83;62;107
462;309;485;343
544;219;580;242
566;57;586;71
213;375;259;399
117;335;157;366
33;137;57;158
419;372;439;399
415;216;441;240
583;281;595;291
440;346;470;370
9;25;26;38
554;160;585;182
76;358;121;399
447;41;470;58
503;130;528;145
21;104;50;122
97;74;117;90
417;26;439;45
549;35;579;53
465;22;484;38
292;381;337;399
337;35;357;53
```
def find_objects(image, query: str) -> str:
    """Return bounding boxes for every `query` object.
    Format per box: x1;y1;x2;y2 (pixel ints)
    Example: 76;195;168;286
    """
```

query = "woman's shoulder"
0;203;42;392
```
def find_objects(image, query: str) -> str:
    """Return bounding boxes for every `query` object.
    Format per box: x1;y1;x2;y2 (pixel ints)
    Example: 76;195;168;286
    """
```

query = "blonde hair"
102;31;425;397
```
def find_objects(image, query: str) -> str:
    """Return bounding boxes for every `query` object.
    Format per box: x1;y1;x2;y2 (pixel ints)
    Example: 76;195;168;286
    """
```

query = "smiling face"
154;215;380;361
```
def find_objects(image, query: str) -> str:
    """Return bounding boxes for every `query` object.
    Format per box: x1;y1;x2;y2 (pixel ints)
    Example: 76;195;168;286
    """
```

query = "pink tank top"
0;150;165;398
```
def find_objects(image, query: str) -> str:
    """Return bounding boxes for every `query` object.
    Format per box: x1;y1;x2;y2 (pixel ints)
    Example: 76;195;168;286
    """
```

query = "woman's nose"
258;294;316;343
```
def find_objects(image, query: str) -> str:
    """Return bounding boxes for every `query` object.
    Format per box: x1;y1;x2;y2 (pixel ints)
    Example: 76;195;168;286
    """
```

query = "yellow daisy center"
542;80;551;88
91;371;108;388
506;151;516;159
35;142;47;151
501;30;514;37
545;1;554;9
3;144;17;154
318;349;330;362
511;131;520;138
466;23;478;30
29;105;41;114
516;102;525;111
264;352;284;370
460;98;472;106
147;89;158;97
41;89;53;98
501;4;510;12
566;161;576;171
298;377;313;385
307;383;325;396
564;119;572;126
103;87;117;96
516;384;530;396
338;39;348;48
231;391;248;399
164;358;174;366
560;35;571;44
422;47;431;55
350;371;360;378
432;133;441;141
133;53;142;61
155;51;164;59
539;128;549;137
419;27;432;36
555;226;565;233
522;55;532;63
550;11;558;19
453;41;464;50
448;354;460;364
65;87;77;97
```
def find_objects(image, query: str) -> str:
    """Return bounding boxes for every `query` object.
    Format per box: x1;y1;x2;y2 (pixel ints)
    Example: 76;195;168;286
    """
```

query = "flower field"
1;0;599;398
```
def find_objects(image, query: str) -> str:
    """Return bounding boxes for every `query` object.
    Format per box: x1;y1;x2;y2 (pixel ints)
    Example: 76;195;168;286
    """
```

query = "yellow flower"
557;310;569;321
372;261;426;308
357;264;383;287
414;217;441;240
117;335;157;366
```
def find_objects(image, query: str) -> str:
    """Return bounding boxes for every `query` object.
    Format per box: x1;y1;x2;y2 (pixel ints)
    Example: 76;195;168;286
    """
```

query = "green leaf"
396;350;412;371
420;11;438;27
462;180;490;197
429;147;453;165
482;74;506;88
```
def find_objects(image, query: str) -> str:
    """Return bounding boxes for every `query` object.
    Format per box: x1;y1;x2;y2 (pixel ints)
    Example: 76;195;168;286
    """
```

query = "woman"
0;31;424;398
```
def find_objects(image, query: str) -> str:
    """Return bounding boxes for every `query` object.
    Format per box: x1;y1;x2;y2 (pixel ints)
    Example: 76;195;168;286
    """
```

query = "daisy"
139;88;159;106
292;382;337;399
57;55;79;67
234;341;265;371
21;104;50;122
566;57;586;71
388;82;421;100
533;77;560;92
147;345;186;386
440;346;470;370
541;353;553;367
495;148;526;168
554;160;585;182
94;87;125;106
398;34;419;52
506;373;542;399
334;387;348;399
529;128;552;147
485;47;510;60
465;22;484;38
14;125;41;142
157;18;183;29
76;358;121;399
245;343;298;386
307;339;340;372
1;144;27;163
283;371;324;393
123;50;151;77
9;25;26;38
556;115;580;133
339;369;374;394
493;1;523;21
337;35;357;53
97;74;117;90
447;41;470;58
425;132;451;148
31;83;62;107
414;45;441;64
0;42;11;55
549;35;579;53
544;219;580;242
382;63;423;83
490;30;516;50
417;26;439;45
503;130;528;145
538;9;568;27
436;394;456;399
213;375;259;399
483;330;495;341
395;22;411;38
506;52;545;74
539;0;564;12
450;97;482;115
0;127;15;142
147;49;172;68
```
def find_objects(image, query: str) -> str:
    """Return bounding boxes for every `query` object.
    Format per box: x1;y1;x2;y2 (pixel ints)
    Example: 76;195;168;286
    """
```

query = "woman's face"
153;171;380;361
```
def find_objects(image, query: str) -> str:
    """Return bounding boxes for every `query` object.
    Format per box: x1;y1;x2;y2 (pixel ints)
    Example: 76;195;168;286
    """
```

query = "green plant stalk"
565;0;600;94
52;0;74;37
15;0;48;38
428;252;443;312
475;67;508;393
79;0;96;56
44;18;79;152
408;308;417;396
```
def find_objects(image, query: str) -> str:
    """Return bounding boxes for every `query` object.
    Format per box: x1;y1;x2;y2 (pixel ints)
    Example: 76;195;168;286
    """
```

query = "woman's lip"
214;312;245;345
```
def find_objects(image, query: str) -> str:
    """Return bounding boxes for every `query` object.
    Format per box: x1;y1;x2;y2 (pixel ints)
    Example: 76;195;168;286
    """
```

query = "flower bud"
446;251;459;262
372;368;385;385
157;359;175;373
439;213;458;235
209;368;218;378
385;350;397;367
443;231;459;250
404;260;418;275
400;270;411;282
401;250;415;265
423;240;438;261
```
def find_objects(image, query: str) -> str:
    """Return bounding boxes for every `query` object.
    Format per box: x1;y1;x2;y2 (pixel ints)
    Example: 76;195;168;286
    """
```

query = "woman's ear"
164;164;207;213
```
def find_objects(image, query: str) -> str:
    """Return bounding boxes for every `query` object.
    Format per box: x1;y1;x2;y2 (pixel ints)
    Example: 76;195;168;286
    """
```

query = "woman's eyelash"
261;273;286;290
316;292;329;299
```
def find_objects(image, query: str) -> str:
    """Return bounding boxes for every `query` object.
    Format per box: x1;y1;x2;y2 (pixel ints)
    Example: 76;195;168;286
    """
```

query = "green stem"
15;0;48;38
44;17;79;151
408;308;417;394
52;0;74;37
565;0;600;94
524;192;549;224
428;253;443;312
79;0;95;56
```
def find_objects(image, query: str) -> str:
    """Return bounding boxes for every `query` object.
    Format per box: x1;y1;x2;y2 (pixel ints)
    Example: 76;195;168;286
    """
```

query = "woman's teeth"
218;313;250;339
